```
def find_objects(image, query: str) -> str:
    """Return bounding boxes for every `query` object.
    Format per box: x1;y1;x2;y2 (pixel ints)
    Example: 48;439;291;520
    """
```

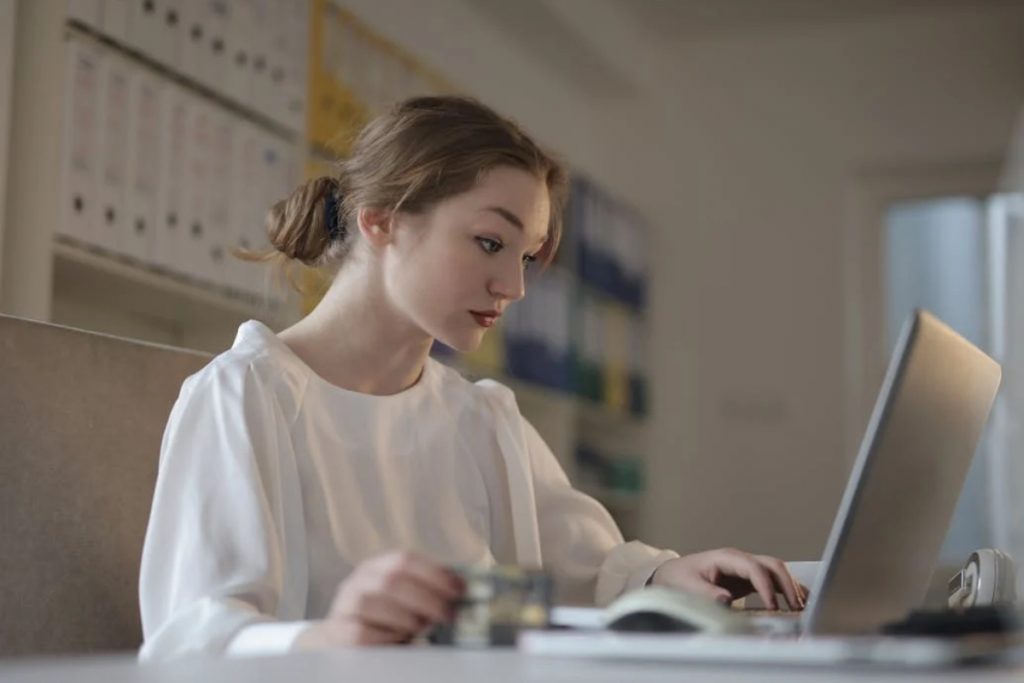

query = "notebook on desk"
525;310;1005;666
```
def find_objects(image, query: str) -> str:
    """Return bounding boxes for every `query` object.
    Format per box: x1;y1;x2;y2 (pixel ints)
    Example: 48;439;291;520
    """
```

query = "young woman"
139;96;804;660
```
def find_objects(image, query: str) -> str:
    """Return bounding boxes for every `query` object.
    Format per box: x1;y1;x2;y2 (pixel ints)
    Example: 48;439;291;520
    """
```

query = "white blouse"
139;321;677;660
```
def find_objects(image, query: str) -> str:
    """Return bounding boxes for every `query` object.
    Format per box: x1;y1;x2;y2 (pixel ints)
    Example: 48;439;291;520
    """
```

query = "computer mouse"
604;587;755;635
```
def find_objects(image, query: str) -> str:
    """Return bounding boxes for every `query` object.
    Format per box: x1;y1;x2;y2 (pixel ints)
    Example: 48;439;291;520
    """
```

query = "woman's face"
381;166;550;353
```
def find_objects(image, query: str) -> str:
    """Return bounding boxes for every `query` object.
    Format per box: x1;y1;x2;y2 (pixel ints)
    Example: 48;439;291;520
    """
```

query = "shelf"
52;239;297;332
64;20;300;143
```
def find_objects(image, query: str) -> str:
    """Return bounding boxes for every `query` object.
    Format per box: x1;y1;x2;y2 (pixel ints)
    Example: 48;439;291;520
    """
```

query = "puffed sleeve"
139;359;311;660
524;418;678;606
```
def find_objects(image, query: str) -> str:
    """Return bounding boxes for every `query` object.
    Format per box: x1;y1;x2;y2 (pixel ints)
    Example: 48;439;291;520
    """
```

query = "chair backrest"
0;314;212;656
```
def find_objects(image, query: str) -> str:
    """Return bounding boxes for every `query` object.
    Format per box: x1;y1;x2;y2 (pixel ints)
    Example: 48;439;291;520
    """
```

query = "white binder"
66;0;103;30
248;129;291;299
58;39;102;245
122;67;163;264
177;0;207;85
160;0;183;69
100;0;130;43
154;81;189;272
204;106;235;288
282;0;310;133
262;0;302;127
127;0;177;67
95;49;132;254
247;0;272;120
224;0;256;107
180;95;214;282
188;0;230;93
262;0;283;124
228;120;263;295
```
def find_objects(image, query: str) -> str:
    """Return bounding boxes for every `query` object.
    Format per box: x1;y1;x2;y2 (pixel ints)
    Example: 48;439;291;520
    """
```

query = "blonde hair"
255;96;568;272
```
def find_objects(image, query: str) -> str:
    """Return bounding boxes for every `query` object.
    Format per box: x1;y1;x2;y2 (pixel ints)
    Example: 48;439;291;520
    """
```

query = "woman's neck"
277;259;433;396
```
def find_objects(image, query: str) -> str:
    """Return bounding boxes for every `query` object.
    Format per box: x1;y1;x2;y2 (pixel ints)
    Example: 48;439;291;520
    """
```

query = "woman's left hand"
650;548;808;610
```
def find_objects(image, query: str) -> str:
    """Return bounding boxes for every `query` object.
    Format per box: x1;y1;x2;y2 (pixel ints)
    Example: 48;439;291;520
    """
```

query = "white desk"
2;649;1023;683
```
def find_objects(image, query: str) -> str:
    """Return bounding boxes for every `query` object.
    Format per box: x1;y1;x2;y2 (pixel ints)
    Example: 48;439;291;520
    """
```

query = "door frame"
841;158;1004;462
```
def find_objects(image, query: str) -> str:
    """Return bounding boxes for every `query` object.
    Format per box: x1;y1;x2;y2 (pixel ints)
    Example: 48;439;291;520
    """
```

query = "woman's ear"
356;207;393;248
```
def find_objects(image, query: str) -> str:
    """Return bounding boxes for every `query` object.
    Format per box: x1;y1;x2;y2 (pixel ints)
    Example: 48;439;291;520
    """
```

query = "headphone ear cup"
963;555;980;607
993;550;1017;605
976;550;999;606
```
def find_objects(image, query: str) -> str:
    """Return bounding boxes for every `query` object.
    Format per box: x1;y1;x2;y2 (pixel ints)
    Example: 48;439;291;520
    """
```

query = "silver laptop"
523;310;1004;665
802;309;1001;636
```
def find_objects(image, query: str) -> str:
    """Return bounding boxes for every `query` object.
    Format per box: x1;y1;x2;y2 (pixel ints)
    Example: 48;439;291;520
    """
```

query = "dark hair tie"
324;192;343;241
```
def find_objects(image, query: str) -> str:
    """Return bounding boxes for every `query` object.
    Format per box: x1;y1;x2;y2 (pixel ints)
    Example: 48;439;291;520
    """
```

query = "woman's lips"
470;311;498;328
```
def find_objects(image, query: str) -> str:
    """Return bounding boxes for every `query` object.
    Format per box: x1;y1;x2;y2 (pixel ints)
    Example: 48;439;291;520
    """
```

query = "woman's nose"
489;262;526;302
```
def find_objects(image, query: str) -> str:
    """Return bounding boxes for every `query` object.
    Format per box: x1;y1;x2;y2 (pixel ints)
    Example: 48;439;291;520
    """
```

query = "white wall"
648;6;1024;560
337;0;1024;559
0;0;17;286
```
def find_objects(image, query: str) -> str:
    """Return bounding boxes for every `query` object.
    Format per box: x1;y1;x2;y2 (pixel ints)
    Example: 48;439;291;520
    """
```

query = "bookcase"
2;0;653;538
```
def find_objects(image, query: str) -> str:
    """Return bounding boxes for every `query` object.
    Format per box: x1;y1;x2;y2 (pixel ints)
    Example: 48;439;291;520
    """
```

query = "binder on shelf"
126;0;178;68
607;205;629;304
429;339;458;364
161;0;184;68
619;209;647;310
538;269;574;392
245;129;293;302
576;179;601;293
159;0;183;68
228;120;264;295
121;66;163;264
282;0;310;132
177;0;207;87
154;80;188;272
95;48;132;255
203;0;231;97
573;293;605;403
574;444;607;492
571;176;649;310
205;106;235;289
100;0;130;43
264;0;290;126
66;0;102;30
271;135;300;305
58;39;102;245
180;94;214;283
122;0;151;57
602;303;630;414
253;0;286;125
248;0;274;122
593;195;615;297
627;317;648;417
225;0;258;108
462;320;505;374
505;269;573;392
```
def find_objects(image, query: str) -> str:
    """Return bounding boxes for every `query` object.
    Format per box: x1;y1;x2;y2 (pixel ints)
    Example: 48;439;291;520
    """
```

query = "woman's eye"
476;237;503;254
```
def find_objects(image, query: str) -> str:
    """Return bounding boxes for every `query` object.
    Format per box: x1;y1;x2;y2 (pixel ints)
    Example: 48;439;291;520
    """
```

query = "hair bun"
265;176;340;265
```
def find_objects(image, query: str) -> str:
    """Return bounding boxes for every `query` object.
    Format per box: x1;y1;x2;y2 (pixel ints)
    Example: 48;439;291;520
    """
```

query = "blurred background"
2;0;1024;591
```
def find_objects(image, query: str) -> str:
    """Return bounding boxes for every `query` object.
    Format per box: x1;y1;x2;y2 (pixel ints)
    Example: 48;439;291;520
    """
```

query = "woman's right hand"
294;551;464;649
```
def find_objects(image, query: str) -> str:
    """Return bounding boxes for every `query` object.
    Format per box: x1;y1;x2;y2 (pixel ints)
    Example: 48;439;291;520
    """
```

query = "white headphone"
948;549;1017;609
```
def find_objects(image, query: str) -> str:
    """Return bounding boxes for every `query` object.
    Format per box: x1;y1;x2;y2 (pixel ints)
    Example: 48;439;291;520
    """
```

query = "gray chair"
0;314;211;656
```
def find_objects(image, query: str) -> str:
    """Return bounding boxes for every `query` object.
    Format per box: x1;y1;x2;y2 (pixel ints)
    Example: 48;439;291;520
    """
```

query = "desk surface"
2;649;1024;683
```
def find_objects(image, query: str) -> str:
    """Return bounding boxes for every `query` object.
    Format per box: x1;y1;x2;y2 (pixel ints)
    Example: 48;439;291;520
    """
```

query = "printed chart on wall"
301;0;451;311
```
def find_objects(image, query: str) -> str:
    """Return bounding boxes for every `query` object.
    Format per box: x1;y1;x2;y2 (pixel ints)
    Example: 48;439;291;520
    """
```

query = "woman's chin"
437;330;484;355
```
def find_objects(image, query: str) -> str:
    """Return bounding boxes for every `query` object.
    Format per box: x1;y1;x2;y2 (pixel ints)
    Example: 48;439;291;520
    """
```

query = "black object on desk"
882;606;1020;637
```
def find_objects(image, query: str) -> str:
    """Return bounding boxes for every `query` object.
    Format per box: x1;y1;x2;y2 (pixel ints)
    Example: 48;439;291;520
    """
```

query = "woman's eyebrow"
483;206;524;231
